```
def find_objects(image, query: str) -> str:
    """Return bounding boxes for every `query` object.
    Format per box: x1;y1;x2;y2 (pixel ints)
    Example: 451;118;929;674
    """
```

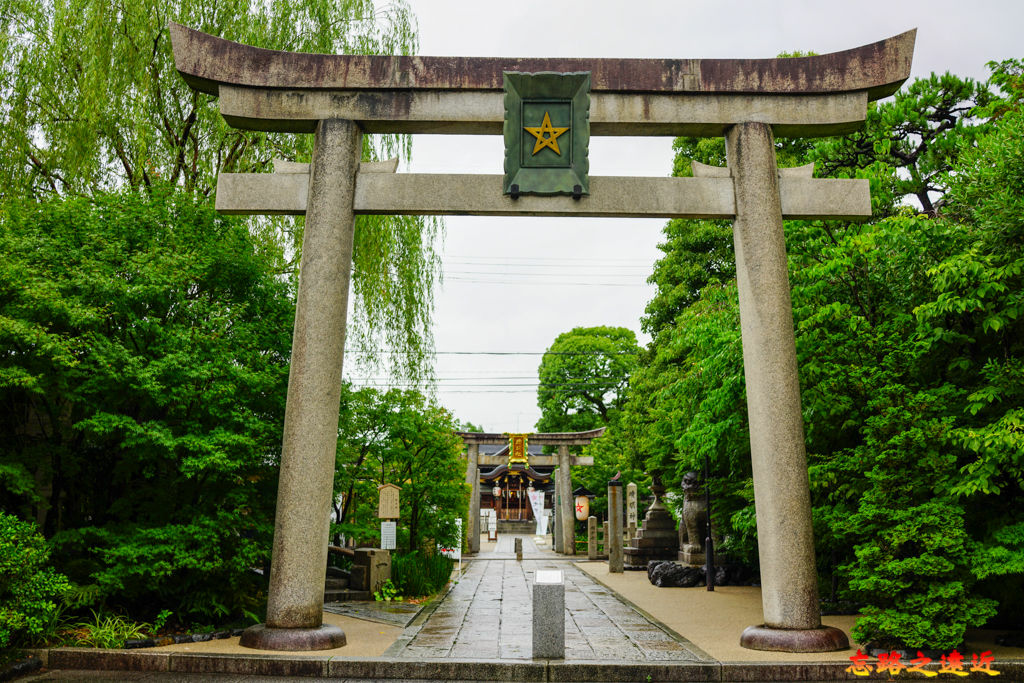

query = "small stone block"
533;570;565;659
515;537;523;561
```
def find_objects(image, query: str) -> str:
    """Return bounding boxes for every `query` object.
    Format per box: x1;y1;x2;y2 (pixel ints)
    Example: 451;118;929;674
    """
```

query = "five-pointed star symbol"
524;111;569;156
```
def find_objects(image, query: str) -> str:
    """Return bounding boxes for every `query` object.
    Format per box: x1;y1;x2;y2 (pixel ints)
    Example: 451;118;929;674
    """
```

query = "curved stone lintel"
170;21;914;101
740;624;850;653
239;624;347;651
455;427;606;446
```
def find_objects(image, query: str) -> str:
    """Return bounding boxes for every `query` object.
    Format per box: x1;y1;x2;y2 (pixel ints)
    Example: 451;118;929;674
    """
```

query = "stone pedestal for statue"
677;471;707;566
624;476;679;570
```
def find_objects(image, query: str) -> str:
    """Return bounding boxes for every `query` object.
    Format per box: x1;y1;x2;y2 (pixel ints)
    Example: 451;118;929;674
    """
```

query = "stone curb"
0;654;42;682
34;649;1024;681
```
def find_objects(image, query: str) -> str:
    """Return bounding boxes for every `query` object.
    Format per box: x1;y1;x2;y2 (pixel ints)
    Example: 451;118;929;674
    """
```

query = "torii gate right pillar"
728;122;847;652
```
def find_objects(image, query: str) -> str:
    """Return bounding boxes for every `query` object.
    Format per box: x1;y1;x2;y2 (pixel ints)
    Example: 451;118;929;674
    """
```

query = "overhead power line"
347;350;639;356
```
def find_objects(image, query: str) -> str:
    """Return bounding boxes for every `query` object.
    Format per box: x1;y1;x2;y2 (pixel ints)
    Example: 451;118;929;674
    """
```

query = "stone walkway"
385;535;709;662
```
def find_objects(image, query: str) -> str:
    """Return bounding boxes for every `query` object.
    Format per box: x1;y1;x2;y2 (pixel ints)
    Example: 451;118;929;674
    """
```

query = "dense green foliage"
0;188;293;622
534;327;648;518
0;511;69;648
333;385;468;553
0;0;441;381
536;326;641;433
391;551;454;598
614;63;1024;649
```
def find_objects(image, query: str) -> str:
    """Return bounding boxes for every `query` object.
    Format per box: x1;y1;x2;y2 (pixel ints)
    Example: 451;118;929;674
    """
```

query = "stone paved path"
386;536;708;662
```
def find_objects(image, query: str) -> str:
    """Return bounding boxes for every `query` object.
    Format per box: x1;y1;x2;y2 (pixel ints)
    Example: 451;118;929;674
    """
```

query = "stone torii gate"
170;24;915;653
456;428;603;556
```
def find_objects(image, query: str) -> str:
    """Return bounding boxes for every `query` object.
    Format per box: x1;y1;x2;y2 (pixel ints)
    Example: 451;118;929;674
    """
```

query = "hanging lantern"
574;495;590;521
492;485;501;497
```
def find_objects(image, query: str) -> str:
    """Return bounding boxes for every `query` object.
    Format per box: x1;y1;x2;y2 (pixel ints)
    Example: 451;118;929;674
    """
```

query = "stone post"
466;443;480;554
726;122;848;653
587;516;597;560
532;570;565;659
553;478;563;553
608;480;623;573
515;537;523;562
240;119;360;651
557;445;575;555
602;521;609;556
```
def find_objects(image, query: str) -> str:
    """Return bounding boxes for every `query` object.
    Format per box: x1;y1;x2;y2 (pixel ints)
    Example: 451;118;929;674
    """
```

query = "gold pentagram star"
524;111;569;156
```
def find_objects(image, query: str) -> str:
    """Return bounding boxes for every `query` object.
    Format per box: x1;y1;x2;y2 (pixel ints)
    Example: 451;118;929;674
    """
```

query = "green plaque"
503;71;590;197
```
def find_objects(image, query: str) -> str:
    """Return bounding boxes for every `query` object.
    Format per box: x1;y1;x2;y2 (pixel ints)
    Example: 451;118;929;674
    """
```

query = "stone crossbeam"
476;455;594;467
218;87;869;137
455;428;605;446
216;171;870;221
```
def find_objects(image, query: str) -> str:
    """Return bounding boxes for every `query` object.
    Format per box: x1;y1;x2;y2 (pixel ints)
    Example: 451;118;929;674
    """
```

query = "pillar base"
239;624;346;651
740;624;849;653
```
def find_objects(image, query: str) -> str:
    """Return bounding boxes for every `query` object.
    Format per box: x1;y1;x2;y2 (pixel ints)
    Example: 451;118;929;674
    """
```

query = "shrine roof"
170;22;914;101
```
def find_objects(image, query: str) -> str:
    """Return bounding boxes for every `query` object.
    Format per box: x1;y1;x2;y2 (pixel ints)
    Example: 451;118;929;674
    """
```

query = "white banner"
528;489;547;535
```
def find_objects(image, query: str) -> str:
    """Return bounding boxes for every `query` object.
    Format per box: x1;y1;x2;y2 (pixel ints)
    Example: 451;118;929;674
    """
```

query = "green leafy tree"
620;68;1023;648
0;188;293;621
0;0;440;381
536;326;640;433
535;326;643;522
0;511;69;648
333;386;468;552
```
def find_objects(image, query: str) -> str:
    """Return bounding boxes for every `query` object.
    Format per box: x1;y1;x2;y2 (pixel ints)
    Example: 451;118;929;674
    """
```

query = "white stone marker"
532;570;565;659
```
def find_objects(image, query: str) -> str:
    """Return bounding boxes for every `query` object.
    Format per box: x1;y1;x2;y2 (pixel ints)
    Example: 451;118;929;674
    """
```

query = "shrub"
0;512;69;648
391;551;453;597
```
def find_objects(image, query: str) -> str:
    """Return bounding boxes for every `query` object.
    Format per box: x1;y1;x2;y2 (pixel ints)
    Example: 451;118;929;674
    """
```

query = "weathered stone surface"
532;571;565;659
623;477;679;570
739;624;849;653
728;121;822;637
558;446;574;556
238;624;345;652
352;548;391;593
219;87;874;137
607;482;623;573
587;516;597;560
216;171;871;221
172;650;331;675
649;562;703;588
262;118;361;635
678;471;708;566
457;428;605;446
647;561;754;588
47;649;169;672
171;22;913;99
466;443;480;554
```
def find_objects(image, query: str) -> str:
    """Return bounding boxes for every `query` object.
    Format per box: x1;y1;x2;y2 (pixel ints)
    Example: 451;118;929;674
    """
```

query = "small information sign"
378;483;400;519
380;521;397;550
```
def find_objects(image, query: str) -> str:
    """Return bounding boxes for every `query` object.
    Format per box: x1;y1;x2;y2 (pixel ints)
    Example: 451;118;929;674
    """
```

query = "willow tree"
0;0;440;379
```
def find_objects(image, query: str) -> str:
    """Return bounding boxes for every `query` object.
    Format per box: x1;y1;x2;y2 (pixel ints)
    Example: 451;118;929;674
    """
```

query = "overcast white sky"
343;0;1024;432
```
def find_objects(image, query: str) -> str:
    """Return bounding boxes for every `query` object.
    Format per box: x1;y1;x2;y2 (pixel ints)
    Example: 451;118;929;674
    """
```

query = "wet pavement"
386;535;709;662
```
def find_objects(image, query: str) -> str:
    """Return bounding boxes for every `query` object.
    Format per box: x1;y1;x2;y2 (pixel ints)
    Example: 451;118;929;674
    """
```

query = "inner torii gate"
170;23;915;653
456;428;604;556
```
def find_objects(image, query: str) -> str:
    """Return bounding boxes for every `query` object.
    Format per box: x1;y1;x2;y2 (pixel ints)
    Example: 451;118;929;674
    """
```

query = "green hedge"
391;551;453;597
0;512;69;648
